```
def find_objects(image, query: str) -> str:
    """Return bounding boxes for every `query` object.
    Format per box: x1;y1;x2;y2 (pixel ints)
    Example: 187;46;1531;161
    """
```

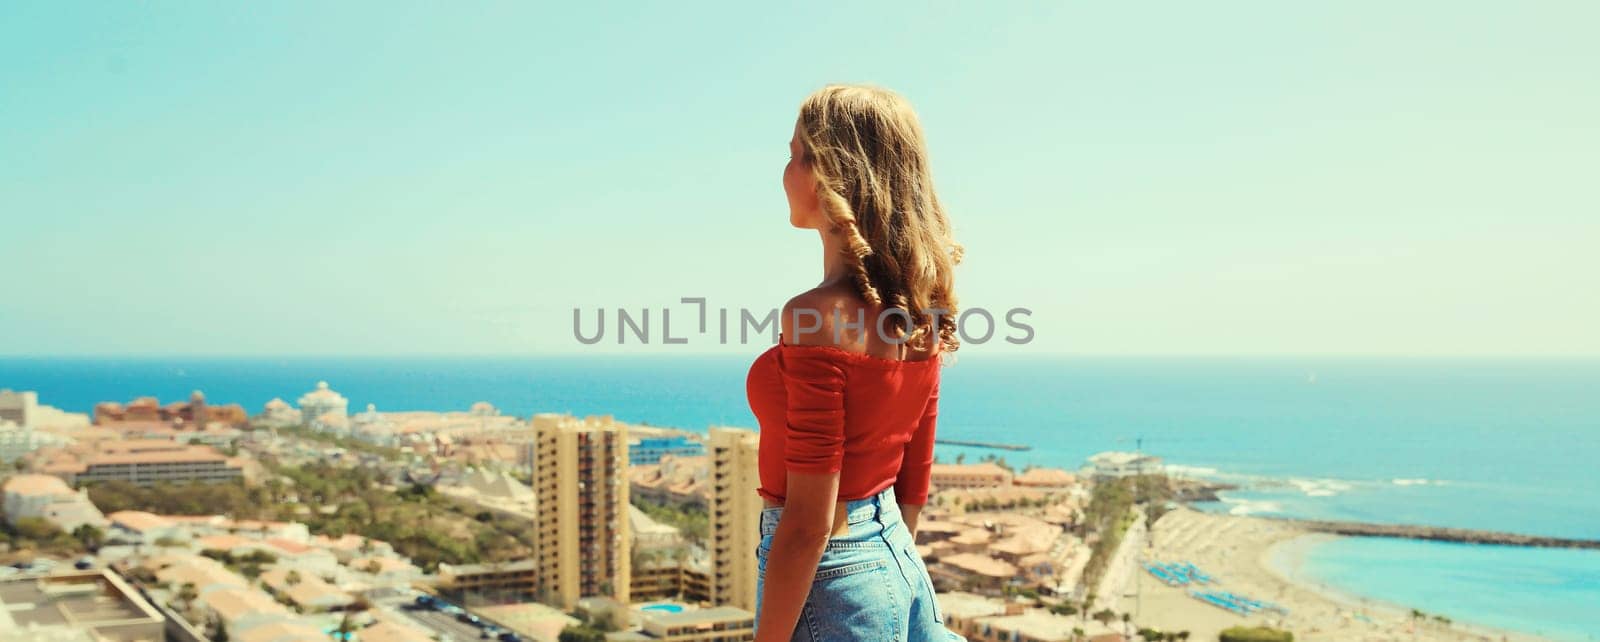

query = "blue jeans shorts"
756;486;966;641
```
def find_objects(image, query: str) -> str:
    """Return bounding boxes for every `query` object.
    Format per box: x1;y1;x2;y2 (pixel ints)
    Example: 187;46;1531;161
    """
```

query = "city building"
257;567;355;613
257;398;303;427
628;505;696;603
1086;451;1162;479
343;404;528;451
606;605;755;642
0;389;39;426
1013;467;1078;489
106;510;192;545
93;391;247;429
2;473;107;532
296;381;349;429
930;462;1015;491
706;427;761;612
931;553;1019;594
455;468;536;508
937;591;1124;642
358;616;437;642
532;413;630;610
630;435;704;466
1;390;92;432
471;602;581;642
0;570;166;642
630;454;709;508
29;440;243;486
437;560;539;603
347;555;422;588
142;554;334;640
0;420;70;464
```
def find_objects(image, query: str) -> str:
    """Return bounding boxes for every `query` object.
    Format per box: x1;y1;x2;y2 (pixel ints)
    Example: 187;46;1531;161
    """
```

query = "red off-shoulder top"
746;343;943;505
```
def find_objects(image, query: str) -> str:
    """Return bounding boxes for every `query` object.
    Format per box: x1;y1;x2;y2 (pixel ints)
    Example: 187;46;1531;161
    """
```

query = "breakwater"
934;438;1032;451
1274;518;1600;550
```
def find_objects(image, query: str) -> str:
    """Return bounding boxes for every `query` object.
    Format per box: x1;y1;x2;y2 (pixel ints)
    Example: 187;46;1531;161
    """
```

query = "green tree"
13;517;62;541
558;625;606;642
72;523;105;550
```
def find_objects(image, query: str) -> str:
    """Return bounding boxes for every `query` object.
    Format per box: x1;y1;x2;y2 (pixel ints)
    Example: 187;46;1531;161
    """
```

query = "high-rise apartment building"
707;426;762;611
531;413;630;610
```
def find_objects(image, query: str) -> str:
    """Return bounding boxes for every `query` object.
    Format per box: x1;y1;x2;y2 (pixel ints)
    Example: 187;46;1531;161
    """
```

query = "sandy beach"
1111;506;1553;642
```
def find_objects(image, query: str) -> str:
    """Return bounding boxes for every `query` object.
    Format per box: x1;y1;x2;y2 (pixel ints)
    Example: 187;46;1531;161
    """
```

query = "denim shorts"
756;486;966;641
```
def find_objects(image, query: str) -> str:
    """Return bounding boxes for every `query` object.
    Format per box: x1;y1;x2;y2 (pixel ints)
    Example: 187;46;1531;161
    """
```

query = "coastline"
1117;507;1554;642
1261;533;1555;642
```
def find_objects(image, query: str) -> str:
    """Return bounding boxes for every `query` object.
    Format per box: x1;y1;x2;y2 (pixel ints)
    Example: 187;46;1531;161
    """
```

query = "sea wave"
1163;464;1220;478
1392;478;1447;487
1288;478;1354;497
1217;493;1283;516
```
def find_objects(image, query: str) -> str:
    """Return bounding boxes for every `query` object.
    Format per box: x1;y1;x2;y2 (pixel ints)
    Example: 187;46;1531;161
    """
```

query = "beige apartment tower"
708;426;762;611
532;413;630;610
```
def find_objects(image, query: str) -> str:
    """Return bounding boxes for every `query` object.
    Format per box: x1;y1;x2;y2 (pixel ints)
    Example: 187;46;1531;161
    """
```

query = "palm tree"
334;611;356;641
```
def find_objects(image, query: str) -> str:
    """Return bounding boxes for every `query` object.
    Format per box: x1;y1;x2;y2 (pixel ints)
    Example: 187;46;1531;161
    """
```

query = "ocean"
3;355;1597;639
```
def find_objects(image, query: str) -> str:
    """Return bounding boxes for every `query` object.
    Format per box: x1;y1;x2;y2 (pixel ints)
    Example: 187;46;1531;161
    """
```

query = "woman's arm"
900;502;923;539
755;470;839;641
758;292;851;640
895;379;940;541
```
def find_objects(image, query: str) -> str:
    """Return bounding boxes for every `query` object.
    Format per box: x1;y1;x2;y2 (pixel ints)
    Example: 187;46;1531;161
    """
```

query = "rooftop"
1014;467;1078;486
108;510;175;533
198;586;288;623
939;553;1019;578
2;474;75;497
234;619;328;642
0;570;165;640
930;462;1013;476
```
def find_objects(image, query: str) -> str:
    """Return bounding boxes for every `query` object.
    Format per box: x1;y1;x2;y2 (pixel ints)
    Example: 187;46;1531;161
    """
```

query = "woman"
747;85;965;642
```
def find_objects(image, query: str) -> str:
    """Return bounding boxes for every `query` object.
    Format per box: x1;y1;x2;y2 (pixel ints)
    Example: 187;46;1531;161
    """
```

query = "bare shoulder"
781;283;869;348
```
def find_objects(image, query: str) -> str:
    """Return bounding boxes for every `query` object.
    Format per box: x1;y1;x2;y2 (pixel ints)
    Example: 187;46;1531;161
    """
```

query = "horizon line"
4;352;1600;360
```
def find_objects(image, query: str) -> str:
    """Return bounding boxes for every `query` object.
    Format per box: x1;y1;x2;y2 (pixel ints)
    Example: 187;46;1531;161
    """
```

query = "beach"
1114;506;1553;642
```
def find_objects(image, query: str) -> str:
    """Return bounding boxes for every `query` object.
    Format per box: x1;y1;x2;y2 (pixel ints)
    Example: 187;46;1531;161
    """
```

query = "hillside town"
1;386;1221;642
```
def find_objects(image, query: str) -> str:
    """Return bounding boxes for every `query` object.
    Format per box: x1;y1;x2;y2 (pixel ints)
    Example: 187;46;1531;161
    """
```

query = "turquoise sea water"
2;355;1597;637
1286;538;1600;641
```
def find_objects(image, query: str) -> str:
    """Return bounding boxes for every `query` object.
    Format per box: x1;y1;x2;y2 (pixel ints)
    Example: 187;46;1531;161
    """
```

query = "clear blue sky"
2;2;1596;356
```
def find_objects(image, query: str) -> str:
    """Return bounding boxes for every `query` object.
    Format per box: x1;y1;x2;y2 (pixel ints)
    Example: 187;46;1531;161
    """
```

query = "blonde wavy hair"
796;84;963;353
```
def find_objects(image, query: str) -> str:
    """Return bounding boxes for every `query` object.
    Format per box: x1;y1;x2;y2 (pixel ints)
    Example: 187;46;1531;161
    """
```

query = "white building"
106;510;192;546
296;382;348;430
1086;451;1163;479
0;390;90;432
0;389;38;427
2;474;107;532
349;403;394;445
0;421;70;464
259;398;303;427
